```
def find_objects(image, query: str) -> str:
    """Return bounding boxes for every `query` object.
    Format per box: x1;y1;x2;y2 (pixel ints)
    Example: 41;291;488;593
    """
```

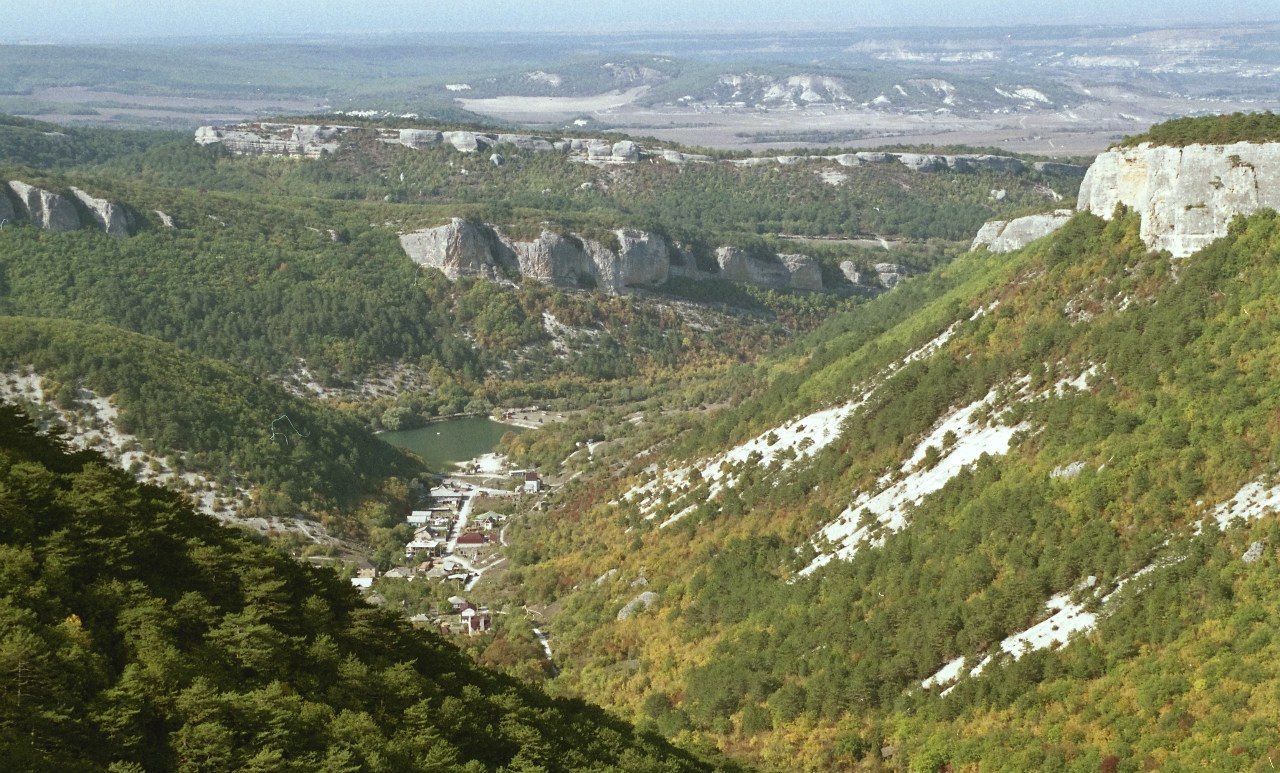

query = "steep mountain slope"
496;153;1280;768
0;317;423;545
0;403;737;772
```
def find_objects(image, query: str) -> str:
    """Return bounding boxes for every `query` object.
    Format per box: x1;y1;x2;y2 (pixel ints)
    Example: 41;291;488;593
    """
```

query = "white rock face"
897;153;947;172
838;260;861;284
70;187;131;237
856;152;894;164
586;140;614;161
875;262;904;288
8;181;81;232
496;134;555;152
971;209;1074;253
398;218;515;280
1078;141;1280;257
780;253;824;291
514;230;596;287
617;591;659;621
195;123;353;158
611;140;640;163
442;131;494;153
716;246;792;289
590;229;671;293
394;129;443;150
662;149;711;164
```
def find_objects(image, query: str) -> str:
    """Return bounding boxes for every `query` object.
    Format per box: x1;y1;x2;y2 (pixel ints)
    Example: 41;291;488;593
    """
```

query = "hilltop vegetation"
1115;111;1280;148
104;131;1075;244
0;404;735;772
0;115;180;169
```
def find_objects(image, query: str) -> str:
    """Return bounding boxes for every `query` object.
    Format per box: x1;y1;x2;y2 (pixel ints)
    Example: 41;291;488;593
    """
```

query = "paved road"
445;492;476;554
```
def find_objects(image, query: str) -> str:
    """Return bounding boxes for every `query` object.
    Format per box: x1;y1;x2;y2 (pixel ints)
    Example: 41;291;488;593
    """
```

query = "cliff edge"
1078;141;1280;257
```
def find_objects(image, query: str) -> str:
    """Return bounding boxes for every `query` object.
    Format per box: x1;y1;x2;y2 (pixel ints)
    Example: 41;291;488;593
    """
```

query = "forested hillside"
0;404;736;772
0;317;419;530
493;205;1280;770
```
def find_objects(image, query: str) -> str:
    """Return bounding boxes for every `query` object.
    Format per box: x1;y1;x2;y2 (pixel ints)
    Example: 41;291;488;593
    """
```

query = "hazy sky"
3;0;1277;41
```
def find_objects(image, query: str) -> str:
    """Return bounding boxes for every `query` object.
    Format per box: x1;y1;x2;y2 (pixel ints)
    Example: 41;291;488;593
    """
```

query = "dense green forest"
0;405;737;772
0;115;181;169
1116;111;1280;147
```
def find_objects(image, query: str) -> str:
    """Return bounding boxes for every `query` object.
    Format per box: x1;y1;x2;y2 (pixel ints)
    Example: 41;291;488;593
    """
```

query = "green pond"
378;416;523;470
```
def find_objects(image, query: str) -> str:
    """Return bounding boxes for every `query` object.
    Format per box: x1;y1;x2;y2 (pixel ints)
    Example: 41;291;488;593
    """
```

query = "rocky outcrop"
610;141;640;163
617;591;659;621
195;123;353;158
8;181;81;232
971;209;1074;253
896;153;948;172
839;260;861;284
398;218;516;280
513;230;596;287
1078;141;1280;257
400;220;833;294
392;129;443;150
586;140;614;162
780;254;823;291
510;228;670;292
716;247;792;289
71;187;131;237
875;262;905;289
590;230;671;293
662;149;711;164
893;153;1029;173
496;134;555;152
713;248;824;291
854;152;894;164
442;131;493;153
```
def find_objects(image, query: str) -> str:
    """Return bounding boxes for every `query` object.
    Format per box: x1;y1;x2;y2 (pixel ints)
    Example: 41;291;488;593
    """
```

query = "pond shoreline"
377;416;526;471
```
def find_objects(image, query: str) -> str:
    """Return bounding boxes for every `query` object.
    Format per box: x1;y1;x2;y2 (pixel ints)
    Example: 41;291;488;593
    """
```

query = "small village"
347;460;546;639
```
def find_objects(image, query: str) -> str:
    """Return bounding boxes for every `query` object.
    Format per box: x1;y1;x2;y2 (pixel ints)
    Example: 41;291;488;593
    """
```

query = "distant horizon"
3;1;1278;44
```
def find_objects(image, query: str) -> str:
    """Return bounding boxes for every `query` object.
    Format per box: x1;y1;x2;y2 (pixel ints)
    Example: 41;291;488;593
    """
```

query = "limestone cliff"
716;247;792;289
780;254;824;291
71;187;132;237
971;209;1074;253
400;221;829;294
195;123;354;158
513;231;596;287
1078;141;1280;257
589;230;671;294
8;181;81;232
398;219;515;280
